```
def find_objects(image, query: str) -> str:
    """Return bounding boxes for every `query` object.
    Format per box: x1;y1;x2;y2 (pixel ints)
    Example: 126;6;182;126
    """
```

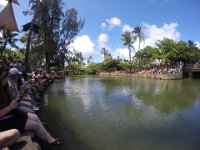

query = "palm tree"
187;40;196;48
101;47;109;61
0;29;19;56
121;31;134;62
19;32;29;47
87;56;93;64
133;26;144;51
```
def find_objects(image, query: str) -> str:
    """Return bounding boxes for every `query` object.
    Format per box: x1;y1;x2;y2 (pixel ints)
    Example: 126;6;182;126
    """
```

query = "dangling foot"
48;138;61;146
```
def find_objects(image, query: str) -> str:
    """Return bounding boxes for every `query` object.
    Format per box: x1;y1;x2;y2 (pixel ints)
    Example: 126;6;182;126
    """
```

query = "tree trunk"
24;1;41;72
129;46;131;62
45;52;50;73
139;39;140;51
0;41;7;56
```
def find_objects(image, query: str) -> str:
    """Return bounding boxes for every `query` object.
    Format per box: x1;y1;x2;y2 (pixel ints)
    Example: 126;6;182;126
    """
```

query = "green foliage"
0;29;19;56
79;37;200;74
2;6;200;75
121;31;135;62
23;0;64;72
98;59;137;72
24;1;84;72
59;8;85;69
134;46;160;68
2;48;25;61
155;38;200;65
61;8;85;42
101;48;113;62
86;63;99;74
118;61;136;71
66;62;85;75
87;56;93;64
133;26;144;50
29;45;45;68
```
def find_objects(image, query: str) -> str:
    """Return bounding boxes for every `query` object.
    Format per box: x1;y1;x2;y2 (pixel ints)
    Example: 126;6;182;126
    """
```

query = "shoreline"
99;71;183;80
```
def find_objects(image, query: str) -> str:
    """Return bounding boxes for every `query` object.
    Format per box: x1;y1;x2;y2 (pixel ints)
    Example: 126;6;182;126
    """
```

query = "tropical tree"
186;40;200;63
187;40;196;48
121;31;134;62
2;49;24;60
86;62;102;75
23;0;42;72
68;62;84;75
101;47;110;61
133;26;144;51
60;8;84;44
20;31;45;67
156;37;178;64
87;56;93;64
135;46;160;67
64;47;84;68
25;0;64;72
41;0;64;73
0;29;19;56
60;8;85;69
24;1;84;72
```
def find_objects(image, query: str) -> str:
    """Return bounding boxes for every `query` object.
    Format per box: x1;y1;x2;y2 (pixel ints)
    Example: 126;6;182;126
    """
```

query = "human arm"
0;99;19;118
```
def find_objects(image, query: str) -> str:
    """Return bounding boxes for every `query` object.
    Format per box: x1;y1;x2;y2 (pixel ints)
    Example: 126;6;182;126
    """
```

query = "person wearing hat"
0;60;61;145
0;60;21;148
8;67;22;98
8;67;37;113
9;67;39;112
15;60;23;72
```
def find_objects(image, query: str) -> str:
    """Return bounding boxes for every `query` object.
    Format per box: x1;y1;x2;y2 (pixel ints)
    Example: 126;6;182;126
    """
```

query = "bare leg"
24;113;56;143
0;129;20;148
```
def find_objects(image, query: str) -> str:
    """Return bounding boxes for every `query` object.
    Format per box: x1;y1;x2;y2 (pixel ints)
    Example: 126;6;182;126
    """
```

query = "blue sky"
1;0;200;63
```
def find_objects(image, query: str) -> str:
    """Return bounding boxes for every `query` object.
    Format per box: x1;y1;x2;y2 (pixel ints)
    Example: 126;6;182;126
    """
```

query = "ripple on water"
43;77;200;150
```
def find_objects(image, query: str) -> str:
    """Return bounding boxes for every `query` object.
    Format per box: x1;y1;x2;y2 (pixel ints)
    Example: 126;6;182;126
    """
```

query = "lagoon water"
39;76;200;150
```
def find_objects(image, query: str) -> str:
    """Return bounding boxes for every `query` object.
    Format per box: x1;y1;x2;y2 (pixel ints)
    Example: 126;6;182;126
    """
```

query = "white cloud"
195;41;200;49
133;40;145;51
0;0;7;12
101;17;122;30
113;48;135;60
122;24;133;32
100;22;106;30
143;22;180;47
106;17;121;26
98;33;109;48
0;0;7;5
70;35;95;58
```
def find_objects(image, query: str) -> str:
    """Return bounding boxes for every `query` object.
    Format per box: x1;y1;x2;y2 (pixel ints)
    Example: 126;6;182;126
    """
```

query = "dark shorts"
0;109;28;132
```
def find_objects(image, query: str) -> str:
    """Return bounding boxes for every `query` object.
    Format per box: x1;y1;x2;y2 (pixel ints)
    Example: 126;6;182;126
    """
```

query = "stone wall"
99;70;183;80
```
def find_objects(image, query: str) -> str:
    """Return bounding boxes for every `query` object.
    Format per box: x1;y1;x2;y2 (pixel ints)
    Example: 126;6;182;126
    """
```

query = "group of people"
0;59;61;149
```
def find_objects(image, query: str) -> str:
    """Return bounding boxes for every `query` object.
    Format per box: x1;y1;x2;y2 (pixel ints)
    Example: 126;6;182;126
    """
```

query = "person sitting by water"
0;61;61;145
20;68;42;105
8;67;39;113
0;129;20;149
26;77;42;103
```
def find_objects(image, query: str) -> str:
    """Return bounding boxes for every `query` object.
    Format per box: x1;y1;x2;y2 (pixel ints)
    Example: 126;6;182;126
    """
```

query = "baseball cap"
9;67;22;75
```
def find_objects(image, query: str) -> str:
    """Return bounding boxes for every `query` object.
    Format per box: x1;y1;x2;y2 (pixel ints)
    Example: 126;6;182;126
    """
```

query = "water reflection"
131;95;145;110
64;77;104;112
40;76;200;150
